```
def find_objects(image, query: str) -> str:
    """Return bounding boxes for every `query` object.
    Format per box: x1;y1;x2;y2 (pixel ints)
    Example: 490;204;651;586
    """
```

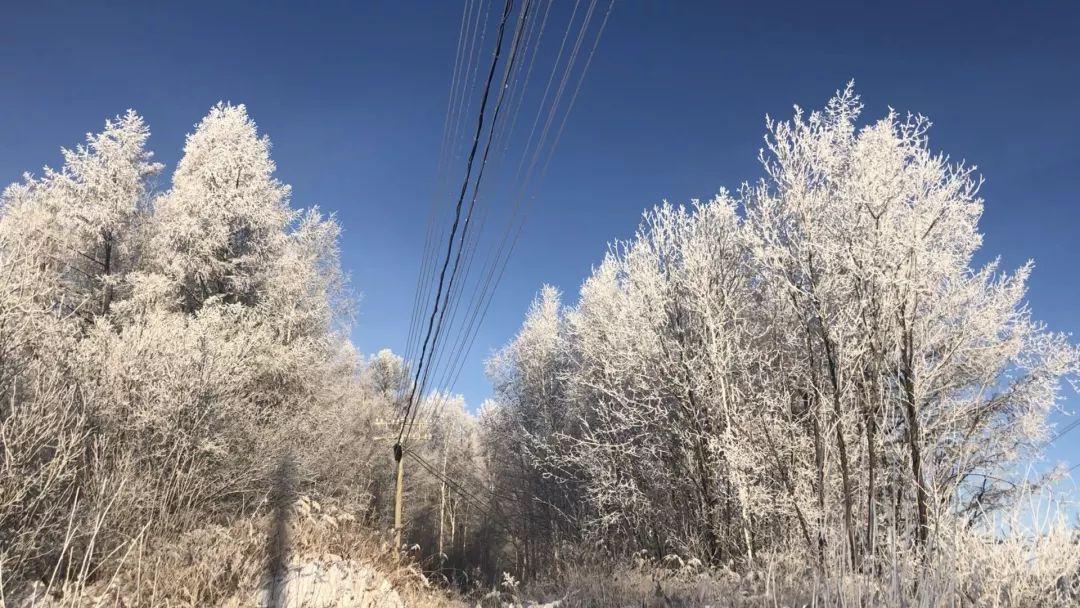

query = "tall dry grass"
1;494;463;607
502;494;1079;608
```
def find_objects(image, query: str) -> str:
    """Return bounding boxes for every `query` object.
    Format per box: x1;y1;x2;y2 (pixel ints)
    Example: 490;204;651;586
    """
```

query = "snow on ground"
253;555;403;608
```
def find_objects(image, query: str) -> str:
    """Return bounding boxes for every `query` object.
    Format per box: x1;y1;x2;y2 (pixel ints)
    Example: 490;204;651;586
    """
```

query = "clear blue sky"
2;1;1078;479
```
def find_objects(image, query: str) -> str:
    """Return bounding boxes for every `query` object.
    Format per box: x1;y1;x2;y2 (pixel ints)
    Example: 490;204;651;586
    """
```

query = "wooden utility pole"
393;442;405;555
438;445;447;559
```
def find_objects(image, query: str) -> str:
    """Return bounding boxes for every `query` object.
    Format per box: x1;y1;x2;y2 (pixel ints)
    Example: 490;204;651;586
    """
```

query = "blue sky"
2;1;1078;480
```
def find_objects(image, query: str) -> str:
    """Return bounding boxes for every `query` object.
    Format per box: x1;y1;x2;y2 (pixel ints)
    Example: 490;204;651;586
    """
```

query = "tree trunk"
812;407;827;561
100;235;113;315
901;332;929;548
820;332;857;567
865;411;877;557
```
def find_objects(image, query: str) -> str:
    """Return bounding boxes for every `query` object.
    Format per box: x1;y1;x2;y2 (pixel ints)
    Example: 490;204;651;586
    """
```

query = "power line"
540;0;613;177
391;0;615;552
1046;416;1080;445
1046;417;1080;477
405;0;490;388
405;448;517;537
450;0;492;173
403;0;479;399
425;0;614;410
401;0;614;453
433;0;592;386
418;0;565;396
409;1;605;424
436;0;477;181
399;0;519;446
406;0;536;444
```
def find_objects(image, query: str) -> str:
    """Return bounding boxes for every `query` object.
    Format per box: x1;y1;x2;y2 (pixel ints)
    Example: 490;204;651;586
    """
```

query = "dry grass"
0;496;464;608
2;480;1075;607
502;498;1079;608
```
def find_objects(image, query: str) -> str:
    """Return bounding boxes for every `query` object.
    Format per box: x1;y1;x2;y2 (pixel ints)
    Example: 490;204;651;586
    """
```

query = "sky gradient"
2;1;1078;479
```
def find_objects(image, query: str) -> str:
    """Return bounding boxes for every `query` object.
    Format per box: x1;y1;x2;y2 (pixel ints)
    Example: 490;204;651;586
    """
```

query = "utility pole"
393;441;404;555
438;444;447;560
391;419;432;558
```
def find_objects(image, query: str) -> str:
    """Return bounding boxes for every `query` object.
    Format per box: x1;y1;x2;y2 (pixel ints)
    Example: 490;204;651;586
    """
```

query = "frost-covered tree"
487;84;1079;573
0;104;366;586
0;111;161;321
0;111;164;578
149;103;293;312
485;286;583;577
744;83;1079;555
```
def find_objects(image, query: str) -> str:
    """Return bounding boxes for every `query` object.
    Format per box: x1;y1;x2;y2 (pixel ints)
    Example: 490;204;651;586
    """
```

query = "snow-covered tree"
487;84;1080;572
485;285;583;577
744;82;1079;554
148;103;293;312
0;104;367;584
0;111;161;321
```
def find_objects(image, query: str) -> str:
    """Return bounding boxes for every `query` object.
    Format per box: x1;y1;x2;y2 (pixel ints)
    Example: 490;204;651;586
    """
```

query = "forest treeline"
1;87;1078;606
0;105;425;602
479;85;1080;603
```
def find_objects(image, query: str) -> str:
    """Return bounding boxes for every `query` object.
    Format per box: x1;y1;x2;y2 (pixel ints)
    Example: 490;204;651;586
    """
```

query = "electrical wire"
406;0;535;444
400;0;615;460
428;0;592;396
1046;416;1080;445
427;0;613;409
399;0;518;446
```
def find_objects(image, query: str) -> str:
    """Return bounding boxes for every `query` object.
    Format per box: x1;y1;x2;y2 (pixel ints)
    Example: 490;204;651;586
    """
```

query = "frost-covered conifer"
149;103;293;311
0;110;161;319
